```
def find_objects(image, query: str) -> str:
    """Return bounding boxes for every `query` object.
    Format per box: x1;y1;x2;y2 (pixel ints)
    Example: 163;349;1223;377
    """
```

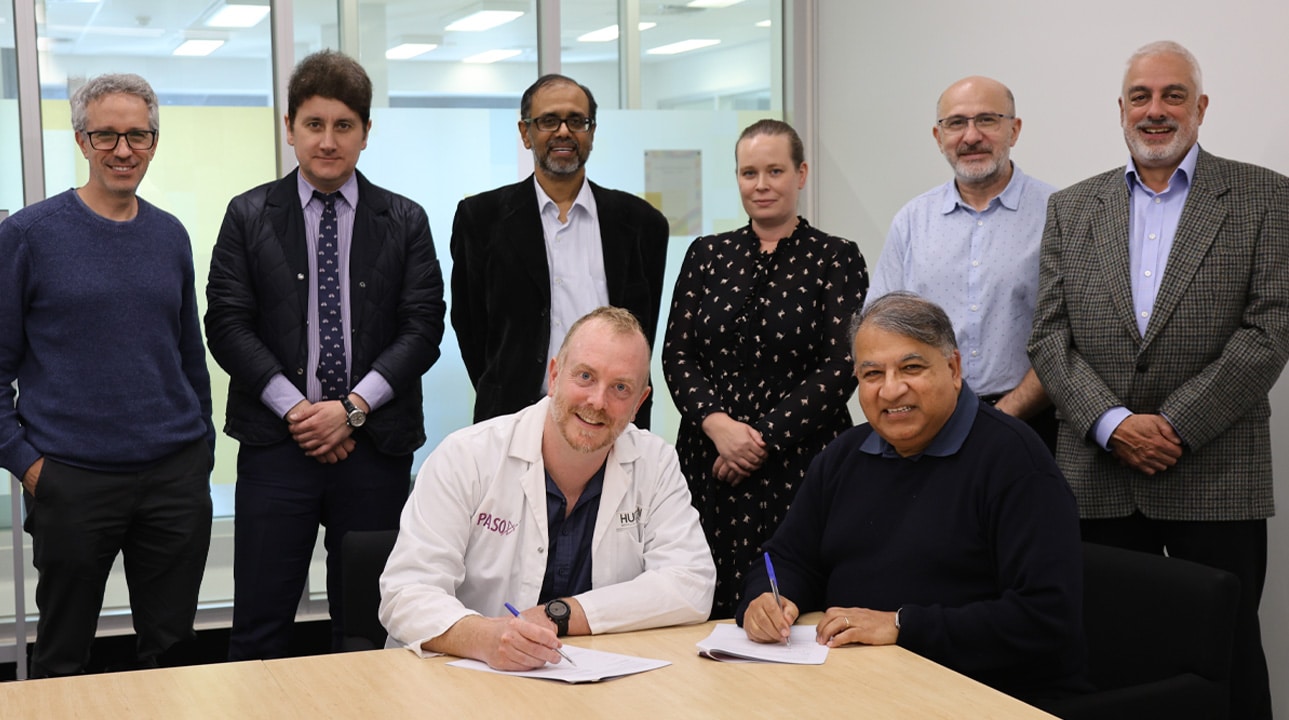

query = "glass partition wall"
2;0;788;675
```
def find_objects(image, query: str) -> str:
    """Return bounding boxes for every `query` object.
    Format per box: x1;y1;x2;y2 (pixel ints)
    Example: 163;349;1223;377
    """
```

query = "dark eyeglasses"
85;130;157;150
523;115;595;133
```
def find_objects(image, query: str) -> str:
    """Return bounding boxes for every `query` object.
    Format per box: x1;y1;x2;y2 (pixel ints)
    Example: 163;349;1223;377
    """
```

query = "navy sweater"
739;390;1087;702
0;189;213;474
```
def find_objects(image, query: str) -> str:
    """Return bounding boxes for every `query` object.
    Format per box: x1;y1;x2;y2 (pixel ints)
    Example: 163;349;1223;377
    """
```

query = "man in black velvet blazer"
450;74;669;428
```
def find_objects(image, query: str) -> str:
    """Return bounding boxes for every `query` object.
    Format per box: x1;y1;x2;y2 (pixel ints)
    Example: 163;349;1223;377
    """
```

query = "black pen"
504;602;577;666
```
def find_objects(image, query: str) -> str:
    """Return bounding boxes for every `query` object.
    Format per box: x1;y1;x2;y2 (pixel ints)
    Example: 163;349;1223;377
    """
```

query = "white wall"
814;0;1289;710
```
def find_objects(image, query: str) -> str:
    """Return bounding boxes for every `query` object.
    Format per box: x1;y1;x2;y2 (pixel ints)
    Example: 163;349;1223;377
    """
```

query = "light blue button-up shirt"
868;164;1055;396
536;176;608;392
1091;143;1199;449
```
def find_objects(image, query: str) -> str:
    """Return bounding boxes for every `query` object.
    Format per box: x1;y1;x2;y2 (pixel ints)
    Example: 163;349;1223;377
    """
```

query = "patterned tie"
314;190;347;400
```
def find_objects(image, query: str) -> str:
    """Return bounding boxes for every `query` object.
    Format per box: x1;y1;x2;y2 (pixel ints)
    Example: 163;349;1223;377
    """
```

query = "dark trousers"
23;440;213;678
1081;512;1271;720
227;437;410;660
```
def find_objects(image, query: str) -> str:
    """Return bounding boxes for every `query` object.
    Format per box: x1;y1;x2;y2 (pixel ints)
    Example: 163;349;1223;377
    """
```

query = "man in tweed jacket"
1029;41;1289;720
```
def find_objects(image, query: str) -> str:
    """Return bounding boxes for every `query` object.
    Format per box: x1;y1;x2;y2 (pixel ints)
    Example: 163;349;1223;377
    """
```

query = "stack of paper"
696;624;829;664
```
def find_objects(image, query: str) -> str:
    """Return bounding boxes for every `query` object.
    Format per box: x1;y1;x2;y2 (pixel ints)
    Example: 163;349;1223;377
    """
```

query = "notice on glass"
447;645;670;684
645;150;702;237
696;623;829;664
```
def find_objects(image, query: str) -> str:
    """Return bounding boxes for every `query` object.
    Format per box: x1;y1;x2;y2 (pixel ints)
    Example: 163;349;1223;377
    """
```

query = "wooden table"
0;660;282;719
263;618;1056;719
1;619;1056;719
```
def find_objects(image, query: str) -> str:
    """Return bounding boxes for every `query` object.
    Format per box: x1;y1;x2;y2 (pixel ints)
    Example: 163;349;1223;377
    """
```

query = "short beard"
551;397;615;454
949;145;1009;185
1122;119;1193;167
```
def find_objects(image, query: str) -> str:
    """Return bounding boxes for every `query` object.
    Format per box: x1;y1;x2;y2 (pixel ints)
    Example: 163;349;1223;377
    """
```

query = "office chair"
1044;542;1240;720
340;528;401;652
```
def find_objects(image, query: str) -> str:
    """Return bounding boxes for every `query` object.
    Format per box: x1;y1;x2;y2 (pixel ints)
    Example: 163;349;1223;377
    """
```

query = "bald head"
936;76;1016;120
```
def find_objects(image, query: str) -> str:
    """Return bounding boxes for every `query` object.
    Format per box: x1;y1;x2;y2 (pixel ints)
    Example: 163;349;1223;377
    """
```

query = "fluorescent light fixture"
206;4;270;28
577;22;657;43
646;39;720;55
173;39;225;57
446;10;524;32
687;0;746;7
756;19;772;28
386;42;439;59
463;49;522;64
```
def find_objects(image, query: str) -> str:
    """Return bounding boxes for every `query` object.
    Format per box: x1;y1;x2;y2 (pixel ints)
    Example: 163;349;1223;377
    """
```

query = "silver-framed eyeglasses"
935;113;1014;133
85;130;157;150
523;114;595;133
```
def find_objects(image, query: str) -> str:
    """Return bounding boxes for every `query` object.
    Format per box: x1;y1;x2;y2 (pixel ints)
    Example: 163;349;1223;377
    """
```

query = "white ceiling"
9;1;773;65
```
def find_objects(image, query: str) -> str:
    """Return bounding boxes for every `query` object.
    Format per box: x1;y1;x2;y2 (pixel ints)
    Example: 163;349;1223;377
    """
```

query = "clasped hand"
1109;413;1182;476
287;399;355;464
702;413;768;486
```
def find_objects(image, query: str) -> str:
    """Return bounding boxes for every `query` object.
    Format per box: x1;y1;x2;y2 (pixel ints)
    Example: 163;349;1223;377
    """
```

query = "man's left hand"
816;607;899;647
287;400;353;461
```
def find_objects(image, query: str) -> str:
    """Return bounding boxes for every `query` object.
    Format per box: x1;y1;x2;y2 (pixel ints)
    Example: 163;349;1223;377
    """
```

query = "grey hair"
1125;41;1204;95
70;73;160;132
849;291;958;357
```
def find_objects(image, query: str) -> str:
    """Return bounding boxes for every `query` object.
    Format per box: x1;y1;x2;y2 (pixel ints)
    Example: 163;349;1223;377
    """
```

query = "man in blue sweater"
738;291;1086;704
0;73;215;677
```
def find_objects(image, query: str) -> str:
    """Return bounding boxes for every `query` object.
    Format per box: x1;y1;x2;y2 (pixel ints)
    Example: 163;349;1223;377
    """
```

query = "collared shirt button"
971;260;980;267
971;349;979;357
970;304;979;312
1140;310;1150;319
297;273;305;281
1154;197;1162;204
977;220;984;227
1148;233;1157;240
1144;270;1153;278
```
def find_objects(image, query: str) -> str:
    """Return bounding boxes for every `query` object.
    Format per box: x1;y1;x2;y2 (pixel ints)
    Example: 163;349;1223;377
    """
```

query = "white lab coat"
379;398;716;656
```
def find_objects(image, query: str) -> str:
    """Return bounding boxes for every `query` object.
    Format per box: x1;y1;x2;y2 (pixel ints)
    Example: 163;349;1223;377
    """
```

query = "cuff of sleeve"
261;373;305;420
353;370;395;413
1093;407;1132;451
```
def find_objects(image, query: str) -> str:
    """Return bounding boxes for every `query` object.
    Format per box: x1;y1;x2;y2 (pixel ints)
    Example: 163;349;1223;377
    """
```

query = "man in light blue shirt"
868;76;1056;448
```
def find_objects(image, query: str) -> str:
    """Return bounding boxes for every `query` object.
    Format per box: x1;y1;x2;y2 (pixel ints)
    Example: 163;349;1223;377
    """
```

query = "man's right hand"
1109;413;1183;475
743;591;799;644
475;616;566;671
21;457;44;495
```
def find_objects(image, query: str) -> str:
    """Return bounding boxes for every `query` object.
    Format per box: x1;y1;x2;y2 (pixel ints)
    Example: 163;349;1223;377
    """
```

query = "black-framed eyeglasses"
934;113;1014;133
84;130;157;151
523;114;595;133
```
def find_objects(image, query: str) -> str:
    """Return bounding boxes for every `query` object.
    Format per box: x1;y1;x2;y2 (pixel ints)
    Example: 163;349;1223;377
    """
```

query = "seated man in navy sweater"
739;291;1087;704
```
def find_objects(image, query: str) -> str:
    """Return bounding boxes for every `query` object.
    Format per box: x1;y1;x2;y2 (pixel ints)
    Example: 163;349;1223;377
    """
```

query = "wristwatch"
545;598;571;637
340;396;367;428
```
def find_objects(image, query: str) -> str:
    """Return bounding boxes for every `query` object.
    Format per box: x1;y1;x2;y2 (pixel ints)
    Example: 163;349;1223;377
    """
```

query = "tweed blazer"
449;175;669;428
1029;149;1289;521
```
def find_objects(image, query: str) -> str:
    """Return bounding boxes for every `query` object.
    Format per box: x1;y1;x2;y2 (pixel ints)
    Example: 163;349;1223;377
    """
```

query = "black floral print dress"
662;217;868;618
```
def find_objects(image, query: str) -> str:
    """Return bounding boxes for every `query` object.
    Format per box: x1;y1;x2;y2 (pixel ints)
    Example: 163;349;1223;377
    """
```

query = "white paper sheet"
696;624;829;665
446;645;670;683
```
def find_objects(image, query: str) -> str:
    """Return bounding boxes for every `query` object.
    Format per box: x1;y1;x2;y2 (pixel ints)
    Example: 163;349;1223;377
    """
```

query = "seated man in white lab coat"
380;306;716;670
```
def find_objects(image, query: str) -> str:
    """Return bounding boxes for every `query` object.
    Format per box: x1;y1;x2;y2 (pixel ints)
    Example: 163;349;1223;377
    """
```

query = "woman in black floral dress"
663;120;869;617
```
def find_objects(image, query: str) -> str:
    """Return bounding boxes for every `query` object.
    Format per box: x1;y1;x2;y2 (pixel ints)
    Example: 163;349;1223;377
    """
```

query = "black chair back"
1045;542;1239;720
340;529;401;652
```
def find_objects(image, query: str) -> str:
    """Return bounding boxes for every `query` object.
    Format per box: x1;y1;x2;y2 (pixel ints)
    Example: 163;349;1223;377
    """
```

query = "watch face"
546;599;570;619
347;408;366;427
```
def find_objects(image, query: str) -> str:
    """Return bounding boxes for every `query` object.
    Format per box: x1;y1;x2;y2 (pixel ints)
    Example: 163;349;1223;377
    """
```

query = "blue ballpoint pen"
504;602;577;666
763;552;790;645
